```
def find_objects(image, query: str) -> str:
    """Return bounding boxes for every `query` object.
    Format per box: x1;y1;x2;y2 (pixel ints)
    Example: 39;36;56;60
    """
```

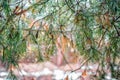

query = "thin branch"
97;29;107;48
65;0;75;12
9;0;23;6
115;16;120;21
22;29;76;32
113;24;120;37
14;0;49;15
71;57;91;72
23;11;55;33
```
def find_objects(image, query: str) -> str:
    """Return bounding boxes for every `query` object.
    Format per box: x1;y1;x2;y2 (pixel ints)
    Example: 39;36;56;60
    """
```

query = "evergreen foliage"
0;0;120;79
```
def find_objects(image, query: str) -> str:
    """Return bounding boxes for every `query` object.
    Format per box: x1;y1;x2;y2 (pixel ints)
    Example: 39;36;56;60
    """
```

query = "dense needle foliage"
0;0;120;79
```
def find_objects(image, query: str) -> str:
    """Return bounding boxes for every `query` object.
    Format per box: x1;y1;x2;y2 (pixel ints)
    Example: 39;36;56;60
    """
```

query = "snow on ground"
0;61;119;80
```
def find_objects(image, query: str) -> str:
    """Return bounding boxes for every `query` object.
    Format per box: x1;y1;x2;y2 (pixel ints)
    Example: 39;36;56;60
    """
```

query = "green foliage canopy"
0;0;120;79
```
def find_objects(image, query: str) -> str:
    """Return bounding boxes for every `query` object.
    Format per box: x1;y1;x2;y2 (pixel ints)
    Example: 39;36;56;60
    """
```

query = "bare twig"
71;57;91;72
115;16;120;21
113;24;120;37
97;29;107;48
